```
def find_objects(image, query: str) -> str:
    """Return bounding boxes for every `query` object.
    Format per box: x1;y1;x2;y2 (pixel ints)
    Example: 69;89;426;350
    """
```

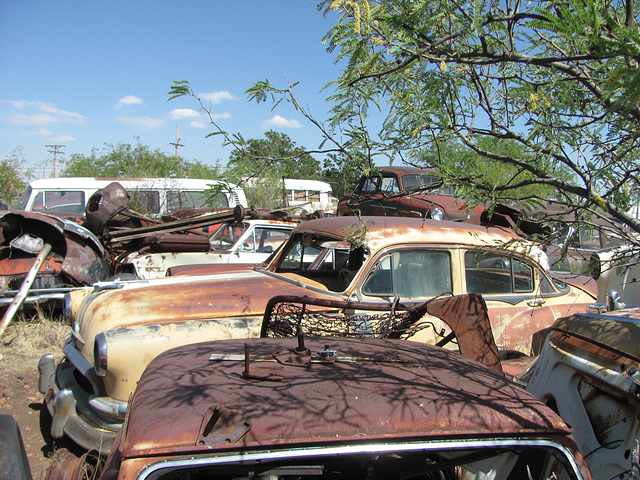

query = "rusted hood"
79;270;335;335
121;337;571;458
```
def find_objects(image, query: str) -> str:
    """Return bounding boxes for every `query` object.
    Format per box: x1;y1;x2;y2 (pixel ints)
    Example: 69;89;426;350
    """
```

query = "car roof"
121;336;571;458
373;166;439;176
292;216;531;255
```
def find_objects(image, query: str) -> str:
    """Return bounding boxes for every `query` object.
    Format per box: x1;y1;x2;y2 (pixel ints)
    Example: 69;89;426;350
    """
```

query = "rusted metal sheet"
122;337;571;458
0;211;108;289
525;309;640;479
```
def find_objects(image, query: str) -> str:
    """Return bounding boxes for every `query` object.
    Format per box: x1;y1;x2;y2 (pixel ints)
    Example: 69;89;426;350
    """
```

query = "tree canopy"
62;139;221;179
0;147;31;207
309;0;640;240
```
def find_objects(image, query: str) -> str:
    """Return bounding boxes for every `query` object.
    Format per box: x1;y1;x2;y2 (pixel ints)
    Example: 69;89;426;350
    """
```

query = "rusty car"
38;216;596;453
337;166;485;220
116;217;297;279
511;307;640;479
0;211;109;312
44;295;593;480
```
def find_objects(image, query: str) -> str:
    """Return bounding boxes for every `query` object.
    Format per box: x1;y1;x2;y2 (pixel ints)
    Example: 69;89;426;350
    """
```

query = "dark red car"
337;166;484;220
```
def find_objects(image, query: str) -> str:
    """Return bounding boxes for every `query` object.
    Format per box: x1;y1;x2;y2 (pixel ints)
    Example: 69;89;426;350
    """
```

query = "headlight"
587;253;601;280
94;332;108;377
430;207;445;220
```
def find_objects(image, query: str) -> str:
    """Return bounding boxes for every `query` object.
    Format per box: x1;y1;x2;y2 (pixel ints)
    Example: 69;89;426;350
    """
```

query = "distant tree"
225;130;320;183
62;139;221;179
0;147;32;206
322;152;365;198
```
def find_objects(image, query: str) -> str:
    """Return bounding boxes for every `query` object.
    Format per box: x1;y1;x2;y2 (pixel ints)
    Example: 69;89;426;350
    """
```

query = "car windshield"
275;232;365;292
209;222;250;251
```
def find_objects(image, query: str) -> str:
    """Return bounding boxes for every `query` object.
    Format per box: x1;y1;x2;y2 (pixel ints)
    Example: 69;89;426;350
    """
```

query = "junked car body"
586;244;640;311
38;216;596;453
45;295;592;480
337;166;484;220
116;218;296;279
0;211;109;308
516;308;640;479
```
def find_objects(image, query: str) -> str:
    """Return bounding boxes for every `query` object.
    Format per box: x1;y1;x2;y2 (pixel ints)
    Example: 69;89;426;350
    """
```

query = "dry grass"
0;309;69;356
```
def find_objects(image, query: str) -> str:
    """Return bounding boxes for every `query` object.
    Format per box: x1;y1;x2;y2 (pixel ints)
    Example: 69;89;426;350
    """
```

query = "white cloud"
169;108;200;119
20;128;52;136
116;95;144;108
199;91;235;104
51;135;75;142
6;101;86;126
190;121;207;129
261;115;302;129
118;116;165;129
211;112;231;120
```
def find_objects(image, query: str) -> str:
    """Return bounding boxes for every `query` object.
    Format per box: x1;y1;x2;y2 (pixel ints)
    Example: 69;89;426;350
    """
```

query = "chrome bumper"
38;351;127;454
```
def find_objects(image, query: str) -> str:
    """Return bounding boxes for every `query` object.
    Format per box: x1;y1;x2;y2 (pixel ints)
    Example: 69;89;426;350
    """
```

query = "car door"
463;250;557;353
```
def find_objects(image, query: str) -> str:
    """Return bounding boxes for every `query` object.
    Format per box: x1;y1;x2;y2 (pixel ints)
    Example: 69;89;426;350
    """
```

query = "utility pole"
168;126;184;160
45;144;65;177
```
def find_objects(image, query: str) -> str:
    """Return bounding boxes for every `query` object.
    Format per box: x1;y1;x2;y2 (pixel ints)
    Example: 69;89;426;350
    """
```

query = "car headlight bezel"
430;207;445;220
94;333;108;377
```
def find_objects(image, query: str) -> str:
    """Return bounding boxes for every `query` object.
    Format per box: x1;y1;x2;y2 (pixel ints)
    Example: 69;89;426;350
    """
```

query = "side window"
41;191;85;212
361;177;379;193
465;251;534;294
167;191;223;211
380;176;400;193
129;190;160;215
242;230;256;252
362;250;452;298
32;192;44;211
256;228;290;253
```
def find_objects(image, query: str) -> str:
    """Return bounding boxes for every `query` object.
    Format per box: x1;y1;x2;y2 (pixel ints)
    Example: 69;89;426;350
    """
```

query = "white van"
14;177;247;216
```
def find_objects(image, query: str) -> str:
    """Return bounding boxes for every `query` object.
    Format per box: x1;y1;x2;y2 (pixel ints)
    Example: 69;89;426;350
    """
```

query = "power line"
168;126;184;160
45;144;65;177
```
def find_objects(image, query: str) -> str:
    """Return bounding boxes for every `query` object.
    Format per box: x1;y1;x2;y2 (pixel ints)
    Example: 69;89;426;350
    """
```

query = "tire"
0;415;33;480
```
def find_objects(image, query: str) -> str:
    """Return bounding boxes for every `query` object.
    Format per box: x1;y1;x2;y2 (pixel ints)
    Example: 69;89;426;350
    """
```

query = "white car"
117;218;296;279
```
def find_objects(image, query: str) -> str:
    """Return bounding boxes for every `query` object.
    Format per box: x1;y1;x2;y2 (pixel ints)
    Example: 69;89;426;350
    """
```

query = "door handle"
527;299;546;307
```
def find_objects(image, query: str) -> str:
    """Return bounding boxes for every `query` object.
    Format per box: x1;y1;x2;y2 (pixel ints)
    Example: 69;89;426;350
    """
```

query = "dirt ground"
0;318;86;480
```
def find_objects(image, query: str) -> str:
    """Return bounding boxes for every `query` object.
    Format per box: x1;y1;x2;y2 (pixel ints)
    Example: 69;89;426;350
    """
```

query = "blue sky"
0;1;342;178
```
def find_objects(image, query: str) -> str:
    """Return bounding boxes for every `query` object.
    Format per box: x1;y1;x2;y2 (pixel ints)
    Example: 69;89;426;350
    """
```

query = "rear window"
465;251;534;294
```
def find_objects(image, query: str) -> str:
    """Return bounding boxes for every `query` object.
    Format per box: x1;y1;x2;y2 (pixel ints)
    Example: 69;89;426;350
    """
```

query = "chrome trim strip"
137;438;586;480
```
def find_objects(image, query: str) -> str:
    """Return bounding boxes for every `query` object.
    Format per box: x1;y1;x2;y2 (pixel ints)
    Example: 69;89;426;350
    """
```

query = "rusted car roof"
122;337;570;458
296;216;530;254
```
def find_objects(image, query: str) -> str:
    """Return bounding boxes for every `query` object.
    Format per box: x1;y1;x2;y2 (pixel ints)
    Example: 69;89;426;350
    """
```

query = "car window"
255;227;291;253
210;222;250;251
166;190;228;211
33;190;85;212
360;177;380;193
362;250;452;298
465;251;534;294
128;190;160;215
279;240;323;270
380;176;400;193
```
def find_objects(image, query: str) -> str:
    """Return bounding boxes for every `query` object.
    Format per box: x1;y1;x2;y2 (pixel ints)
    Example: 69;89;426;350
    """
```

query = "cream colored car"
39;216;596;453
